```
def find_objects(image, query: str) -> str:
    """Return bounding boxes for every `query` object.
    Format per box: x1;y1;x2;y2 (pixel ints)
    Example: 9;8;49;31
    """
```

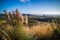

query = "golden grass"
21;22;57;37
0;20;6;23
0;21;57;40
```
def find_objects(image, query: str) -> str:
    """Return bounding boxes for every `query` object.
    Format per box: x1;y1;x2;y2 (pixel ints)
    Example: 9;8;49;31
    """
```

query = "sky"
0;0;60;15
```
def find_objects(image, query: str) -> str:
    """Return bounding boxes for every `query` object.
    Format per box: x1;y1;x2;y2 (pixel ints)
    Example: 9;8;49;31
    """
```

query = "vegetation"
0;15;60;40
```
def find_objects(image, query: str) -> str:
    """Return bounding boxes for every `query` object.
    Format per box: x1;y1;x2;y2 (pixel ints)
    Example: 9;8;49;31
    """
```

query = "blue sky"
0;0;60;14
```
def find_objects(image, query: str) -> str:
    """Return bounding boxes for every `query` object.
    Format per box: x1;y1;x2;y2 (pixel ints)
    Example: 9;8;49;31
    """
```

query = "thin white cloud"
20;0;30;2
29;10;60;14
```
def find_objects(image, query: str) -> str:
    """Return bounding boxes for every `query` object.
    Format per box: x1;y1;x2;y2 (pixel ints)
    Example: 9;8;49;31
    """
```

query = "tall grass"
0;18;60;40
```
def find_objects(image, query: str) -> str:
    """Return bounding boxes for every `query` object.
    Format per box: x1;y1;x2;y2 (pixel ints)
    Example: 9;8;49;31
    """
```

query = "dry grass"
21;22;57;37
0;21;58;40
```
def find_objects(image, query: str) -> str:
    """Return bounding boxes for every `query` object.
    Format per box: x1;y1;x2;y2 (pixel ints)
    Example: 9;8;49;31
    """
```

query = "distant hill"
0;14;34;18
22;14;34;16
0;14;60;22
0;14;5;18
0;13;36;16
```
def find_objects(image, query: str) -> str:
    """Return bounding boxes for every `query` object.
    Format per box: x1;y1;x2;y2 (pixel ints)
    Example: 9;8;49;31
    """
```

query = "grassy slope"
0;19;60;40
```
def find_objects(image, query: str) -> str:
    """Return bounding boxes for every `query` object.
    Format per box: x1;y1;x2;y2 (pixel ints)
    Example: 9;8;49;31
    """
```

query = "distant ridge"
0;12;60;18
0;14;5;18
0;14;33;18
0;14;32;16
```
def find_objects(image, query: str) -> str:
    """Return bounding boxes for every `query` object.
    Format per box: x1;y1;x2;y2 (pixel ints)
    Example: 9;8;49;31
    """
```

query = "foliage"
0;16;60;40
